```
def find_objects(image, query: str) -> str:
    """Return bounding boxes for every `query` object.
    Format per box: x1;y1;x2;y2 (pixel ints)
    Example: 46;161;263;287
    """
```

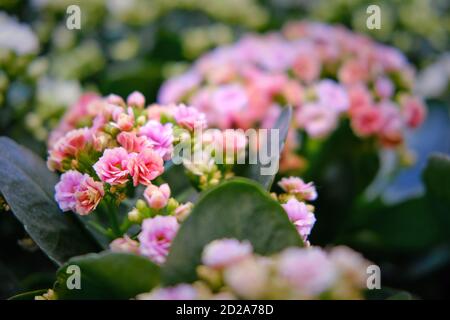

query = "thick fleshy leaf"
422;153;450;237
236;107;292;190
162;177;303;285
53;252;160;299
341;197;442;254
0;137;101;265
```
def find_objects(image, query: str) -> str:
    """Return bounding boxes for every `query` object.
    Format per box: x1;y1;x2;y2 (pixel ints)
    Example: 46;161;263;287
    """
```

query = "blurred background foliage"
0;0;449;299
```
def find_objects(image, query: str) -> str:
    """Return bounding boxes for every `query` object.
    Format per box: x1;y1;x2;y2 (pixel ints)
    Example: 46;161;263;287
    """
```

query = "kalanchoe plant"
158;21;427;172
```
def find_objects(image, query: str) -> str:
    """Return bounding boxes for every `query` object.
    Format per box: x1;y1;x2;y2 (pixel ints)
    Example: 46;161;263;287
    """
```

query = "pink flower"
278;248;336;296
316;80;349;112
127;148;164;186
281;80;303;107
282;198;316;241
158;72;201;104
348;84;373;115
401;96;426;128
93;147;130;185
55;170;84;212
378;102;404;147
292;51;321;83
139;121;174;160
374;77;394;99
138;284;197;300
109;235;140;254
47;128;91;171
338;60;368;85
144;183;171;210
105;94;125;106
127;91;145;108
202;238;253;269
74;175;104;215
138;216;179;264
211;84;248;126
329;246;370;288
173;104;207;131
116;131;149;153
278;177;317;201
296;103;338;139
48;93;101;148
112;107;135;131
351;105;383;137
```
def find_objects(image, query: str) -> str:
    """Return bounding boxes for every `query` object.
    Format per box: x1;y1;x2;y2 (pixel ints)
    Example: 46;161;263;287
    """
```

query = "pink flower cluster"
159;21;426;153
49;91;205;216
138;239;372;300
277;177;317;242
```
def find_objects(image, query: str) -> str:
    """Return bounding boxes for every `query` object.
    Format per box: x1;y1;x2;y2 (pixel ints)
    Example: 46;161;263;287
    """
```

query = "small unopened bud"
128;208;141;223
136;199;147;211
197;265;223;291
127;91;145;109
166;198;179;213
137;115;147;126
174;202;193;222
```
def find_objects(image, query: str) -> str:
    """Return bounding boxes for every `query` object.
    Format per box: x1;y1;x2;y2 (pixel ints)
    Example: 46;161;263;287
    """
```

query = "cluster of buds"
138;238;372;300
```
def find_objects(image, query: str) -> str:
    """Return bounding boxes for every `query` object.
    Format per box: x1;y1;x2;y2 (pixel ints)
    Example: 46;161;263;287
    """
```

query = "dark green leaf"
422;153;450;239
53;251;160;299
0;137;101;265
162;177;303;285
341;197;443;254
8;289;48;300
237;107;292;190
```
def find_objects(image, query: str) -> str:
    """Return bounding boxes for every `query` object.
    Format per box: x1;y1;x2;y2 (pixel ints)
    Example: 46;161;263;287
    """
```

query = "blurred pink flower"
158;72;201;104
138;216;179;264
401;96;427;128
127;91;145;108
296;103;338;139
292;51;321;83
316;79;349;112
139;284;197;300
173;104;207;131
351;105;383;137
374;77;394;99
202;238;253;269
278;248;336;296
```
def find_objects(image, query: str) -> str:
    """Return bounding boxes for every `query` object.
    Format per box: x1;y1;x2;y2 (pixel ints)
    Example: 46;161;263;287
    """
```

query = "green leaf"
53;251;160;299
0;137;101;265
8;289;48;300
341;197;442;254
162;177;303;285
236;107;292;190
304;120;380;244
365;287;415;300
423;153;450;236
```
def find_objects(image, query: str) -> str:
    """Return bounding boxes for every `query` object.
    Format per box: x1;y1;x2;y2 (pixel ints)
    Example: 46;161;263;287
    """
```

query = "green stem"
103;197;121;238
